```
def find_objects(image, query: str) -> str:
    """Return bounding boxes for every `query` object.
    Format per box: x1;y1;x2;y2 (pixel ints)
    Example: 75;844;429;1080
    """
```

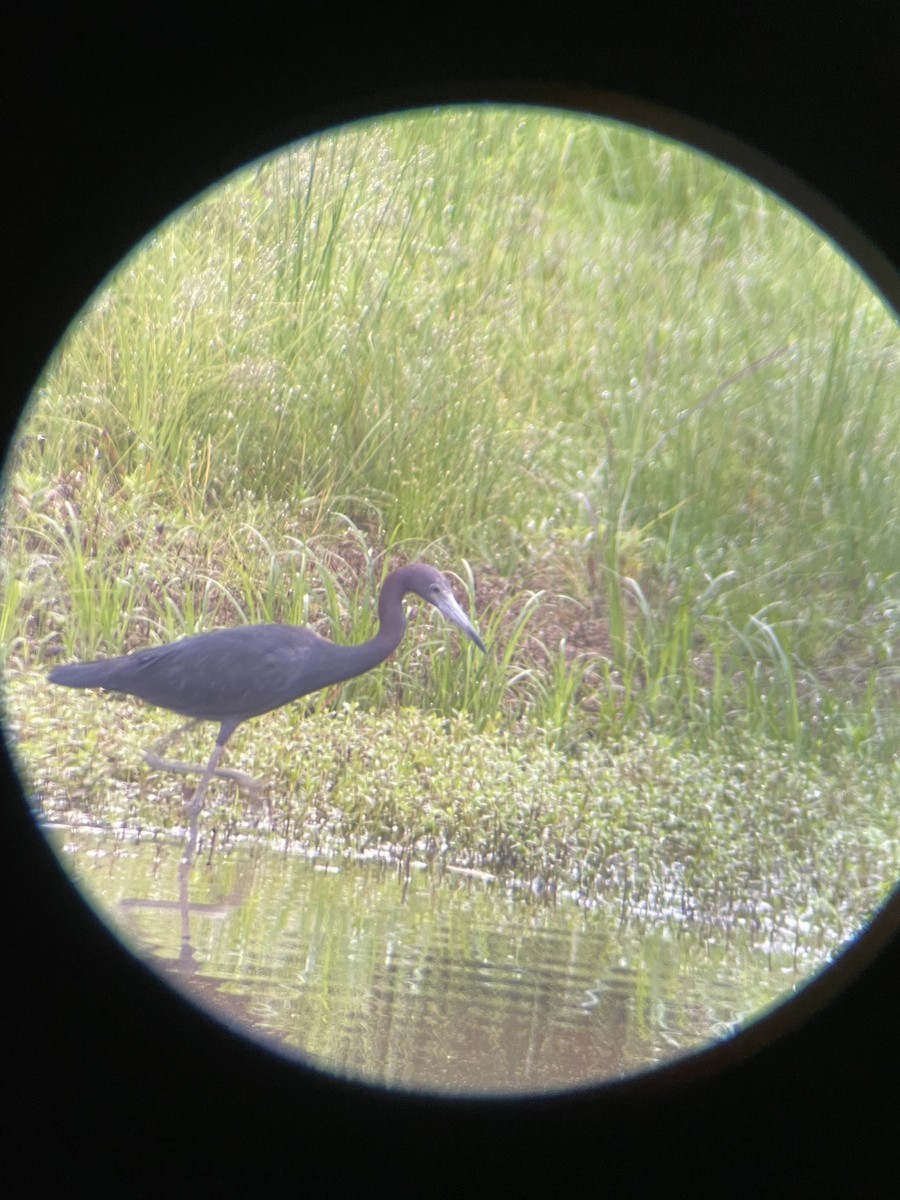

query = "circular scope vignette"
4;99;900;1099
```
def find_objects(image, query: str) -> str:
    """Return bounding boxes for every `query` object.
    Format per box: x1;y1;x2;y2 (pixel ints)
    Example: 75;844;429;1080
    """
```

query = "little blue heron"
49;562;486;813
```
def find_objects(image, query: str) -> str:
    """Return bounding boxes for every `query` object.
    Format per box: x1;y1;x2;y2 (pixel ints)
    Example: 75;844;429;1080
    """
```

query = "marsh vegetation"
5;107;900;961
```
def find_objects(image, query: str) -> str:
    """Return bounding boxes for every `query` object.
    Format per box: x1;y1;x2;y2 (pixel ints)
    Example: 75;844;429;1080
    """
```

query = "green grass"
9;684;898;958
4;105;900;932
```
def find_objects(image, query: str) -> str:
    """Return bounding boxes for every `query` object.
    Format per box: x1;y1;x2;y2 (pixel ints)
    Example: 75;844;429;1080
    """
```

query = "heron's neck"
333;567;412;680
374;566;414;649
339;565;425;680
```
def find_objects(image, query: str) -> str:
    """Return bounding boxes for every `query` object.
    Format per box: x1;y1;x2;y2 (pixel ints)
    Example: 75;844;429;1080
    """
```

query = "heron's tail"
48;659;129;689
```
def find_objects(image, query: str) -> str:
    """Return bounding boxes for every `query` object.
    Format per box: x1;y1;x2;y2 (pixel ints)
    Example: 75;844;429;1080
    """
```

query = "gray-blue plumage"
49;563;485;811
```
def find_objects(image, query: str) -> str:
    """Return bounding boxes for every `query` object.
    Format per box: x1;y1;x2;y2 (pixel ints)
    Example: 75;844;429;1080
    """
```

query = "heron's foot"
143;751;263;798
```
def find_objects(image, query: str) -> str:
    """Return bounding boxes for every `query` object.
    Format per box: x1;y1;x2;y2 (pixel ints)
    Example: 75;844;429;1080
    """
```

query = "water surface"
46;823;808;1094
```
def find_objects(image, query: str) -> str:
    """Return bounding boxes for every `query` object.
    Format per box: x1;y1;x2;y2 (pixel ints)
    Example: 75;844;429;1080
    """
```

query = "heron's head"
408;564;487;653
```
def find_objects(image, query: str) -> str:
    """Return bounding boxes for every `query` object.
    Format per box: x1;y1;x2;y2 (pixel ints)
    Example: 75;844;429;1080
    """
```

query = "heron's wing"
57;626;337;722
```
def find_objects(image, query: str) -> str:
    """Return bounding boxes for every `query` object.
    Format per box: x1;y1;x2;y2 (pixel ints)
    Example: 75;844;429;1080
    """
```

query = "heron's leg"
143;720;208;775
147;719;201;757
187;743;226;816
143;749;262;793
143;723;262;797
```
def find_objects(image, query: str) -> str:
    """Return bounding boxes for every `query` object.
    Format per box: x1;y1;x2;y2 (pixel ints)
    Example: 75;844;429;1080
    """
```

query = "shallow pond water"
46;821;810;1094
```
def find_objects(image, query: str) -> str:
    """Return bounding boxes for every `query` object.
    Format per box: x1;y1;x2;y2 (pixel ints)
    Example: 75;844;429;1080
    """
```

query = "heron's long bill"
433;591;487;653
